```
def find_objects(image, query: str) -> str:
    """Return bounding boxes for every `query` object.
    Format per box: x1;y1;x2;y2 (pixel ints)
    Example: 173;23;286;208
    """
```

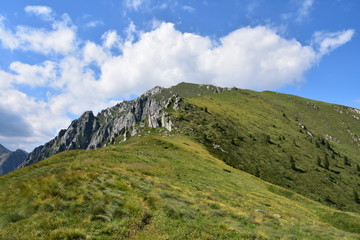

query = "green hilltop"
1;82;360;239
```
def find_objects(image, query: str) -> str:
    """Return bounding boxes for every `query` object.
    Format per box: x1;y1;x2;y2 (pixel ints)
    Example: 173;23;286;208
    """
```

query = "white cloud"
0;15;355;151
124;21;138;43
85;20;104;28
198;26;317;89
10;61;57;87
150;18;162;29
102;30;120;49
0;15;20;49
0;14;76;55
125;0;146;11
296;0;314;22
182;5;196;13
312;29;355;55
96;23;319;95
24;5;53;20
83;41;109;65
0;86;71;150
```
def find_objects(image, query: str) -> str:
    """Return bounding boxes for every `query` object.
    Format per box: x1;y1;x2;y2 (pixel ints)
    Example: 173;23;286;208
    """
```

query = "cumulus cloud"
198;26;317;89
0;106;32;137
0;14;76;54
95;23;317;94
10;61;57;87
24;5;53;20
0;11;355;151
102;30;120;49
0;15;20;49
0;83;72;150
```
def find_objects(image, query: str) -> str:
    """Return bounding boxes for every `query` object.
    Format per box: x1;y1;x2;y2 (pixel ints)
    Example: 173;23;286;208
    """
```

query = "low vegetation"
170;85;360;213
0;135;359;239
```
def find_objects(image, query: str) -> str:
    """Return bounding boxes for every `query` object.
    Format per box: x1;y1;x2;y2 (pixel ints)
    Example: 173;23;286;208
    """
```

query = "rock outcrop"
18;82;229;169
21;111;101;167
20;86;181;168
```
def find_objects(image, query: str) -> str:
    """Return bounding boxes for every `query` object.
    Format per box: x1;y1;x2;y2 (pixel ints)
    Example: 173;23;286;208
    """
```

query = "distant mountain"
0;144;27;176
0;144;10;155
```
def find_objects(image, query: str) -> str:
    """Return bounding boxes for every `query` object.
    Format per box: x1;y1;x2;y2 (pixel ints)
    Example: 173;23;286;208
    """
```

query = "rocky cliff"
20;86;182;168
18;83;229;169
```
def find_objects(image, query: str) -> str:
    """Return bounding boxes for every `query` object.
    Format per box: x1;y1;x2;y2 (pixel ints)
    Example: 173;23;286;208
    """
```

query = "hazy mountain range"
0;144;27;176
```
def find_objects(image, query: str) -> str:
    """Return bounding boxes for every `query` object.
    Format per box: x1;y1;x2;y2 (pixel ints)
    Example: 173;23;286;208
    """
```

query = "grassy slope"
1;134;359;240
171;87;360;213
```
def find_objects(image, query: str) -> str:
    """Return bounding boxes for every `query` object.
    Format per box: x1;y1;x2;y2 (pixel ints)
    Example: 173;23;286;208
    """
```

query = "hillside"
0;144;27;176
13;83;360;212
1;135;360;239
2;82;360;239
170;85;360;213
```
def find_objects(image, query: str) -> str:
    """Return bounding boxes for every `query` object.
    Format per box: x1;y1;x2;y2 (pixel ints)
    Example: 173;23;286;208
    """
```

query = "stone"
255;209;267;214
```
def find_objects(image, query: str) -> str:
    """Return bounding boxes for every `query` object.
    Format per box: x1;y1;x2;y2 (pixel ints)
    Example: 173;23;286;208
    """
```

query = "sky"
0;0;359;151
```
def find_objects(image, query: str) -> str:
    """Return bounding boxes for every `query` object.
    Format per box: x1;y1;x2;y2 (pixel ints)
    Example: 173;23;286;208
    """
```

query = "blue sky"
0;0;359;151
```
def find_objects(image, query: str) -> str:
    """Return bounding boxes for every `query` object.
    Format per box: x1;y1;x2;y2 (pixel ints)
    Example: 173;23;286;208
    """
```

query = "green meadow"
0;134;359;239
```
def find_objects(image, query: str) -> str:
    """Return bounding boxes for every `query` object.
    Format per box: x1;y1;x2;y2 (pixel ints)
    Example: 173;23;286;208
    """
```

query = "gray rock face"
19;111;100;167
20;86;180;168
0;144;27;176
18;82;229;170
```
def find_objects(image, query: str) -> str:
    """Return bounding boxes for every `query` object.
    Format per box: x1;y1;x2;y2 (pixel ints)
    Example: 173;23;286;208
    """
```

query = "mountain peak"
144;86;163;96
0;144;27;176
19;84;181;167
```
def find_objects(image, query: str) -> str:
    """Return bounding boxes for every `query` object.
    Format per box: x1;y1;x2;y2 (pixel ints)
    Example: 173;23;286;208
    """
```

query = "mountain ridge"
20;83;230;168
12;82;360;213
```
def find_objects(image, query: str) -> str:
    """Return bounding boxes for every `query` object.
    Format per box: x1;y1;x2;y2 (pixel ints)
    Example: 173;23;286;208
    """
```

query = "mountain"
0;144;10;155
17;82;360;213
1;82;360;239
20;84;227;168
0;144;27;176
19;86;181;168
